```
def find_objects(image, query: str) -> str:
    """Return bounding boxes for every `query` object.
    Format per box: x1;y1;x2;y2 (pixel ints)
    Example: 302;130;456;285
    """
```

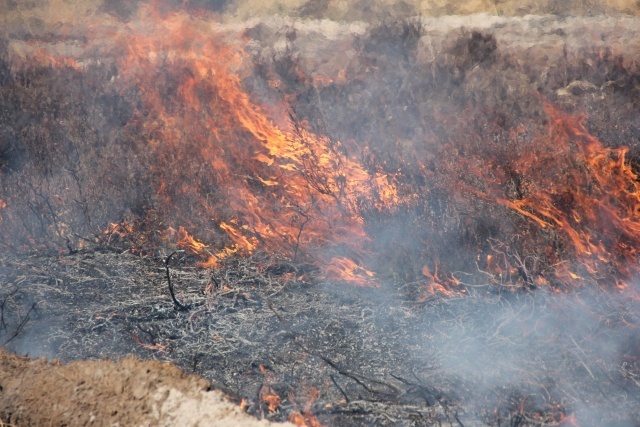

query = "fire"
497;101;640;285
288;387;327;427
259;387;281;413
130;332;170;354
81;6;398;284
324;256;377;287
289;411;326;427
175;226;221;267
259;365;281;413
419;95;640;292
420;263;460;298
5;3;640;294
103;222;135;240
176;226;209;254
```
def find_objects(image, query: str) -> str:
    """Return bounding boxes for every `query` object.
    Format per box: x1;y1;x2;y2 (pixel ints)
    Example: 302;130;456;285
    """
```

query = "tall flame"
87;7;398;283
435;97;640;290
5;6;640;293
500;101;640;284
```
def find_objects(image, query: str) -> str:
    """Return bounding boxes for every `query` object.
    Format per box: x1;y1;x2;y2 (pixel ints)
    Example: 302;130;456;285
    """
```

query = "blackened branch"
165;251;190;311
330;374;350;403
268;299;399;397
292;212;309;264
2;302;37;346
0;288;20;331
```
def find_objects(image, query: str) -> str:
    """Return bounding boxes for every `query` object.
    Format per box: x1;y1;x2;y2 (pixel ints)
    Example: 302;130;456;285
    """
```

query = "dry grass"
1;0;639;36
218;0;640;21
0;0;103;34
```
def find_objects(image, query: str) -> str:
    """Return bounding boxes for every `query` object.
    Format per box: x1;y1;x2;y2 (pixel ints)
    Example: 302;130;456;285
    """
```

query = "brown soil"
0;348;293;427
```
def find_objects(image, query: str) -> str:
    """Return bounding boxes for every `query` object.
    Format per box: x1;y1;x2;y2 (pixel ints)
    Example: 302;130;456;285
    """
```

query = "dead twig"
266;301;399;396
292;210;309;264
2;302;37;346
330;374;350;403
165;251;190;311
0;288;20;331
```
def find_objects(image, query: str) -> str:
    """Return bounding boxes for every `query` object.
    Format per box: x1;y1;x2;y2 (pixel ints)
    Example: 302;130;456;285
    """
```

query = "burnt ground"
1;247;640;426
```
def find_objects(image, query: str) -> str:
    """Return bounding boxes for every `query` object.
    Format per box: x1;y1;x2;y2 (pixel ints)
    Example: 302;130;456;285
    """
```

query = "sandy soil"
0;348;293;427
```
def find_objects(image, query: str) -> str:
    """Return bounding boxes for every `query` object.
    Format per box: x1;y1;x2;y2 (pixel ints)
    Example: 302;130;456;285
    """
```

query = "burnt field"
2;248;640;426
2;4;640;426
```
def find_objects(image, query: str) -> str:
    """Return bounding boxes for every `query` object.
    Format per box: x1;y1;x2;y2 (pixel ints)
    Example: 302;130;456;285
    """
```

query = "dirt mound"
0;348;293;427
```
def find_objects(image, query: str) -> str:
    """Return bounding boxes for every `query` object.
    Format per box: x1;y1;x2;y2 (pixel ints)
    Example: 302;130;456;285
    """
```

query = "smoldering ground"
2;249;640;426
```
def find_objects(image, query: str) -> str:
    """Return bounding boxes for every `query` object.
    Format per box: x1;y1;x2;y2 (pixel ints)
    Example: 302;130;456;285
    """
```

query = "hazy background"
1;0;639;35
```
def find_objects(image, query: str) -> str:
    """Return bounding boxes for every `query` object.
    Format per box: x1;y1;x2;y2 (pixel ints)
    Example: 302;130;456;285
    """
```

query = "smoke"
244;12;640;424
411;286;640;425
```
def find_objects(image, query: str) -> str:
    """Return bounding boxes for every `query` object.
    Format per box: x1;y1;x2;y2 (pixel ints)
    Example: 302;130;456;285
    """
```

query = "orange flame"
176;226;209;254
420;263;460;298
450;98;640;290
89;6;398;285
325;256;377;287
13;4;640;295
259;387;281;413
289;412;327;427
288;387;327;427
502;102;640;284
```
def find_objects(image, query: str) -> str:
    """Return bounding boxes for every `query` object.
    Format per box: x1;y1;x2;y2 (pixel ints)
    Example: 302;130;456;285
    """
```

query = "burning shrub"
1;7;640;293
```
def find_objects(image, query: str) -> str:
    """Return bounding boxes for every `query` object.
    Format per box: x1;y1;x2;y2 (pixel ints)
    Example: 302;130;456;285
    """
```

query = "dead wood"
165;251;190;312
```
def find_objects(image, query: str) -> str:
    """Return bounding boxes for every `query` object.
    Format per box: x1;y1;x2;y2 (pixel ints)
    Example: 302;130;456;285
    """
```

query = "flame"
176;226;209;254
8;4;640;293
103;221;135;239
258;365;281;413
420;262;460;298
324;256;377;287
288;387;327;427
131;332;170;353
500;102;640;285
83;6;398;284
0;199;6;213
289;412;327;427
259;386;281;413
175;226;221;267
439;98;640;291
